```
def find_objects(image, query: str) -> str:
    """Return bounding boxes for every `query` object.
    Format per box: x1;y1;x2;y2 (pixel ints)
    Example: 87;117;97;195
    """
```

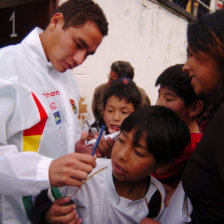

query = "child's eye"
134;150;145;157
165;98;173;102
122;111;128;115
118;137;124;144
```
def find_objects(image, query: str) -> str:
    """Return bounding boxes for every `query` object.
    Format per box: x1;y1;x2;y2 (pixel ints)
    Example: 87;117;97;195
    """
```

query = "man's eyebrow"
77;38;88;49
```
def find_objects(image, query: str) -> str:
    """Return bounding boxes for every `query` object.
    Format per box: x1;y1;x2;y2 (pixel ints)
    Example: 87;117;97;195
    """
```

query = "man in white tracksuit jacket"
0;0;108;223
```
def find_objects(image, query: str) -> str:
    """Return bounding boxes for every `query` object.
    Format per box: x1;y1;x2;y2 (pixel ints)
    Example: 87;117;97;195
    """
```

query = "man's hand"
49;153;96;187
45;197;82;224
75;131;93;155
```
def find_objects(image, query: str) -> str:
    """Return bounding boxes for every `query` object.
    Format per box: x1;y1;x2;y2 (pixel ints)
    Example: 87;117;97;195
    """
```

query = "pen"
86;130;120;146
91;125;105;156
85;120;96;136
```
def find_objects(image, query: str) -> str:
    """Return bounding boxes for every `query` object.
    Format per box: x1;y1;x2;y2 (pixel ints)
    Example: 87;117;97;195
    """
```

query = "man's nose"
73;50;86;66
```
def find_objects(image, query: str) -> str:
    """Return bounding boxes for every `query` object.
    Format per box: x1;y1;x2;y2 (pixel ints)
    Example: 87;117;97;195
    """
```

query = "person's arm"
0;146;96;195
0;81;96;195
0;145;52;195
0;80;52;195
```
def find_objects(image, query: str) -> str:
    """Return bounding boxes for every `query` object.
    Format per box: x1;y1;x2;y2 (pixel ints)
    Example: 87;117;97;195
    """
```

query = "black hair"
53;0;108;36
111;61;134;79
155;64;201;107
121;106;190;164
103;78;141;110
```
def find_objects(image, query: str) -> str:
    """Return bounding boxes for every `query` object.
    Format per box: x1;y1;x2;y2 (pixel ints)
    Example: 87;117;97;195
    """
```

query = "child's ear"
189;100;204;118
153;162;174;175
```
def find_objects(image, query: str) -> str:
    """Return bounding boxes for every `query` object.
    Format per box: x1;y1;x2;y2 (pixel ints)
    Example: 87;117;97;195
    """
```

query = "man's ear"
189;100;204;118
49;13;64;28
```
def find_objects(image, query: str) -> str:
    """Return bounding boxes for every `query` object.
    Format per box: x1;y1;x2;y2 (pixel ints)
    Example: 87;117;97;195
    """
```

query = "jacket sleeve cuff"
36;156;53;189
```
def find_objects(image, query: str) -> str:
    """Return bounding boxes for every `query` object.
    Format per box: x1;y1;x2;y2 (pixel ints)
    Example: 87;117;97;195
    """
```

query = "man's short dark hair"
121;106;190;164
111;61;134;79
54;0;108;36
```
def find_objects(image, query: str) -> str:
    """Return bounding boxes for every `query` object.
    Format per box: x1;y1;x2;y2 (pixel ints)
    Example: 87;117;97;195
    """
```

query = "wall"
59;0;189;125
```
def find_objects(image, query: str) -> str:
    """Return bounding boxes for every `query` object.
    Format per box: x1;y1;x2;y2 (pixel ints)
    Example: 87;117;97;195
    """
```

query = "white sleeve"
0;79;52;195
0;144;53;195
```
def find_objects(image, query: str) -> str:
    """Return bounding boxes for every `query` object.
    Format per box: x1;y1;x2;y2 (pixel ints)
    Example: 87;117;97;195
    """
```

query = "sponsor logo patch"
53;111;61;125
70;99;78;114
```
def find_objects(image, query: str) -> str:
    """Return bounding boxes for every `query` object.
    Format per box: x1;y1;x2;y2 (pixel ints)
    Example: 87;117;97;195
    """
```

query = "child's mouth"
109;125;120;133
114;162;127;175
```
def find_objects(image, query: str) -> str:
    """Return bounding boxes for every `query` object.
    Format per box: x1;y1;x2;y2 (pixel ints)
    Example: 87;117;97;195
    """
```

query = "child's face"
111;129;156;182
156;87;190;123
103;96;135;133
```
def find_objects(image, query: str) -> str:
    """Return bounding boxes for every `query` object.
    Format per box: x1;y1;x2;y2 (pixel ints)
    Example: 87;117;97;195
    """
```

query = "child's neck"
113;176;150;201
188;120;200;133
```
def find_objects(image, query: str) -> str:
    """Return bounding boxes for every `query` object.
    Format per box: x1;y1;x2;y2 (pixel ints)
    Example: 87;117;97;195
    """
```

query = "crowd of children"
34;106;190;223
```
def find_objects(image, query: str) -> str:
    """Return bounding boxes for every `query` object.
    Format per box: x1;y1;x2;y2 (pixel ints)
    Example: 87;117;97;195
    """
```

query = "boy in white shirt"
34;106;190;224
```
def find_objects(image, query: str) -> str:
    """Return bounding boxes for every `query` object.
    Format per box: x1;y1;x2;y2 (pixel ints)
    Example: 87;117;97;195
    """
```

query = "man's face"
45;13;103;73
107;70;119;85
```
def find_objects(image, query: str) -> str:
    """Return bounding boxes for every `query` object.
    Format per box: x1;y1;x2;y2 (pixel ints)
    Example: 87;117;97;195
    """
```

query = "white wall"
59;0;189;123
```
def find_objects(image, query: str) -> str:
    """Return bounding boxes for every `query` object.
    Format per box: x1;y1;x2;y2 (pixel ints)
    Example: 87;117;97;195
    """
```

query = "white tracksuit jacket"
0;28;80;223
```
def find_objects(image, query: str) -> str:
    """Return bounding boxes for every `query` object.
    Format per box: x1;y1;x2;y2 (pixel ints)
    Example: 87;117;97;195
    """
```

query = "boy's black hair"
121;106;190;164
103;78;141;110
155;64;200;107
54;0;108;36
